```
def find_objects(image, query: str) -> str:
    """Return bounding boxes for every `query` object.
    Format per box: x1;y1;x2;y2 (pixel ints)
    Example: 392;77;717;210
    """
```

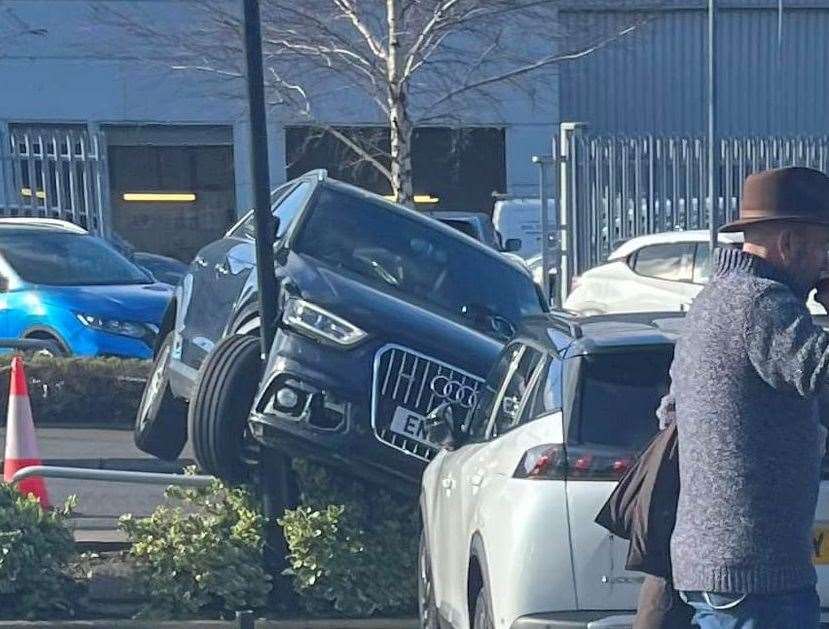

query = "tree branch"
427;19;646;110
332;0;387;61
321;125;393;183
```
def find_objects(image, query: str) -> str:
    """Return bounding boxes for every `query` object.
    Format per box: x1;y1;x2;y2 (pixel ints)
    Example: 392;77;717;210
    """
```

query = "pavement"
0;426;195;546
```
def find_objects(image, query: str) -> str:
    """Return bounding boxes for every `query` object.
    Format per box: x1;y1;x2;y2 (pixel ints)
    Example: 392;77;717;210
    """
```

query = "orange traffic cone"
3;356;49;507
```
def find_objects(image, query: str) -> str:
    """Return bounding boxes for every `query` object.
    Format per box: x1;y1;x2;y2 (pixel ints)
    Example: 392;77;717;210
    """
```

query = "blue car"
0;219;172;358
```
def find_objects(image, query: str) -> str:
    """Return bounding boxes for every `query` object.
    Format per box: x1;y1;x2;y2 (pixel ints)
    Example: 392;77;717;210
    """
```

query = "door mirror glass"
425;402;461;450
503;238;522;253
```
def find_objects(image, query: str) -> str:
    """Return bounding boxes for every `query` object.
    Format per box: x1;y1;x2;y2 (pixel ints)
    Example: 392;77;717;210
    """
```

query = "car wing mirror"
503;238;522;253
0;276;8;292
425;402;461;450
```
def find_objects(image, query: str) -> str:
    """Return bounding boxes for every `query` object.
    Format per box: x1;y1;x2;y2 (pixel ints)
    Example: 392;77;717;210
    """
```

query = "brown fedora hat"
720;166;829;233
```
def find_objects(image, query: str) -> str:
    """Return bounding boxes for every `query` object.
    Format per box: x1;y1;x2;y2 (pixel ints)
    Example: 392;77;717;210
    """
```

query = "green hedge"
0;485;80;619
0;356;149;426
120;471;272;619
119;460;419;620
280;459;419;618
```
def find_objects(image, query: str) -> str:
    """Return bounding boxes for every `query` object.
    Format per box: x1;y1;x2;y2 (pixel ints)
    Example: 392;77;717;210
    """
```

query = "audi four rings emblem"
430;375;477;409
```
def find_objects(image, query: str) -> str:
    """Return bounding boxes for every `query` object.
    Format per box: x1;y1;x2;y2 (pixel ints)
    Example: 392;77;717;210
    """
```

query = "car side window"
524;354;564;420
466;343;522;440
489;346;545;439
632;243;694;282
693;243;711;284
231;181;312;240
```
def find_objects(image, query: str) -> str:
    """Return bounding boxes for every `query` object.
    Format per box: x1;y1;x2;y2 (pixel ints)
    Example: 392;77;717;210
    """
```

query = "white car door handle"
441;477;455;489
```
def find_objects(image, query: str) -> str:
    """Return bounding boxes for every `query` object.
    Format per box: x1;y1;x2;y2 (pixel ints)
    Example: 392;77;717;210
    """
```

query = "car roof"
0;218;88;234
518;310;684;355
608;230;743;261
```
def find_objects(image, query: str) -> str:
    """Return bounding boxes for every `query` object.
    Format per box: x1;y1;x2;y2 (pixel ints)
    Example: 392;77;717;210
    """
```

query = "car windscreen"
0;231;151;286
576;347;673;451
292;187;544;339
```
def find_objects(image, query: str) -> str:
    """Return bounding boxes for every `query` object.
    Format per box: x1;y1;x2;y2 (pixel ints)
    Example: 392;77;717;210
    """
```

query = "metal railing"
10;465;214;488
0;125;108;235
556;128;829;291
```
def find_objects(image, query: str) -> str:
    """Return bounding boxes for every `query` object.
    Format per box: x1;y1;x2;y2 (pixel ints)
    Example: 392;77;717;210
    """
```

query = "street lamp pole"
242;0;278;359
707;0;718;254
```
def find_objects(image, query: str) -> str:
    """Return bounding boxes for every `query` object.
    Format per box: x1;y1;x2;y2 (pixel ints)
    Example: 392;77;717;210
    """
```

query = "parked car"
109;231;189;287
564;229;826;315
136;171;546;490
424;211;521;253
492;196;556;260
419;311;681;629
0;218;171;358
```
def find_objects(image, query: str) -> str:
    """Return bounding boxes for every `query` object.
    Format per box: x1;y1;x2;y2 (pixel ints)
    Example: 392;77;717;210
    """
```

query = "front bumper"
248;328;427;490
511;612;635;629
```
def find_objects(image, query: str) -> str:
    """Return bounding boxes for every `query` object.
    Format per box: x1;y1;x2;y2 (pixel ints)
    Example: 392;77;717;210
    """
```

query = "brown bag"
595;422;679;579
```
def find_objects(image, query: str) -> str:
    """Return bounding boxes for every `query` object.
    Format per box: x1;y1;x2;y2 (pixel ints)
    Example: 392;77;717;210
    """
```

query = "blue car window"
0;231;150;286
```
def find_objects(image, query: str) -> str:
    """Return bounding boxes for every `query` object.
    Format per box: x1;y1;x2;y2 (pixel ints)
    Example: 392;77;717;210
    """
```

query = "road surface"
0;426;195;543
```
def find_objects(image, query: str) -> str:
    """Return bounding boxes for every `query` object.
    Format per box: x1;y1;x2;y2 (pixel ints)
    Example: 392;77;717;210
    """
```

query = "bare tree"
94;1;650;206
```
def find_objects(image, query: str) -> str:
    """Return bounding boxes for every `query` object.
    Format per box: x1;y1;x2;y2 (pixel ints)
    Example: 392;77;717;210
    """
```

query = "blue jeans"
680;588;819;628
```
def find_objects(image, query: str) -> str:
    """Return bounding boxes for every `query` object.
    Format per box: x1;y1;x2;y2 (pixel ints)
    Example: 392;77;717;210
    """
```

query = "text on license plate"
389;407;433;447
814;526;829;564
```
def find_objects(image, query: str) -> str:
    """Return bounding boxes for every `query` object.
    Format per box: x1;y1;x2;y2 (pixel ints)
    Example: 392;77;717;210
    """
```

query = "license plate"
814;526;829;564
389;407;432;447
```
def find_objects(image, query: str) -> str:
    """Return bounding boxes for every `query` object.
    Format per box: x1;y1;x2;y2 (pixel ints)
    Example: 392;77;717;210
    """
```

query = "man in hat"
667;166;829;627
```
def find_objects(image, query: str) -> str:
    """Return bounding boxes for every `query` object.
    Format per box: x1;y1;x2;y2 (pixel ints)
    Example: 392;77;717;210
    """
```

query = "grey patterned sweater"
670;247;829;594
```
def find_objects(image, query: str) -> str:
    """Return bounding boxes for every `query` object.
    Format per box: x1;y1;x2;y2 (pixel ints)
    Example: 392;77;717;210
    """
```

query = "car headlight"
282;298;366;347
76;313;150;339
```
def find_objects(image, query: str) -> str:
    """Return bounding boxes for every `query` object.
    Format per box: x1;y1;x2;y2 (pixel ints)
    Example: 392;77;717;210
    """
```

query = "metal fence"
560;130;829;279
0;125;108;235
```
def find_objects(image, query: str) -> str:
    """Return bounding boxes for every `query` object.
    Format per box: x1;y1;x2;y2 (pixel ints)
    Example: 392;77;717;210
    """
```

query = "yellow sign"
814;526;829;564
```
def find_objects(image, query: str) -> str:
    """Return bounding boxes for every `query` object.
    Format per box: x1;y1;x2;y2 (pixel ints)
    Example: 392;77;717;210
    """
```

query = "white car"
419;312;682;629
419;311;829;629
564;230;825;316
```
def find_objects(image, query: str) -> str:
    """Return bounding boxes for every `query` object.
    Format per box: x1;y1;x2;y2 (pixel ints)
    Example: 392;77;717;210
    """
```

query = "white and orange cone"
3;356;49;507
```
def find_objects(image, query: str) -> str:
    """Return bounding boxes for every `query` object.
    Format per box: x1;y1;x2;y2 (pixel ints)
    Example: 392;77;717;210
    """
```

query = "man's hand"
816;278;829;312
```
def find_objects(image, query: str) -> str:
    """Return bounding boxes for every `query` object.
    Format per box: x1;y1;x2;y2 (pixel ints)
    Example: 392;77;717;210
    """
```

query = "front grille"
371;344;485;462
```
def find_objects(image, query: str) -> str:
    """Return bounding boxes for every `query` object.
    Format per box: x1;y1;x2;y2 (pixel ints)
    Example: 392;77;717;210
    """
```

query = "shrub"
0;484;79;619
0;356;149;426
119;472;272;618
279;459;419;618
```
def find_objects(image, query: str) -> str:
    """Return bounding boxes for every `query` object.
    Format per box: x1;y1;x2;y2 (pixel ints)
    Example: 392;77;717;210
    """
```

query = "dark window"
440;219;480;240
525;355;564;420
108;143;236;263
491;347;545;438
0;231;150;286
577;348;674;451
231;181;311;241
632;243;694;281
285;126;506;212
293;186;543;339
467;343;523;440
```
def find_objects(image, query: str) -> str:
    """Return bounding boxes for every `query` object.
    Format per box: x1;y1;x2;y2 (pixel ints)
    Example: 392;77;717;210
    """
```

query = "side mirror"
503;238;522;253
425;402;461;450
0;276;8;292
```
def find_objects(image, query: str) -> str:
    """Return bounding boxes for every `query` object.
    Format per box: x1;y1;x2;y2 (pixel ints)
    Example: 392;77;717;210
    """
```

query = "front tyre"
188;334;262;484
134;332;187;460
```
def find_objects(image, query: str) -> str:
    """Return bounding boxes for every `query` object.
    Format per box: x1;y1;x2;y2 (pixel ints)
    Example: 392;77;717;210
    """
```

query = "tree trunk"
386;0;414;207
389;92;414;207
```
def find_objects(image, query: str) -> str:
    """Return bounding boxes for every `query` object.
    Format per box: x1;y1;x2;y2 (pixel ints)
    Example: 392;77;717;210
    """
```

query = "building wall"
0;0;560;217
560;4;829;135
